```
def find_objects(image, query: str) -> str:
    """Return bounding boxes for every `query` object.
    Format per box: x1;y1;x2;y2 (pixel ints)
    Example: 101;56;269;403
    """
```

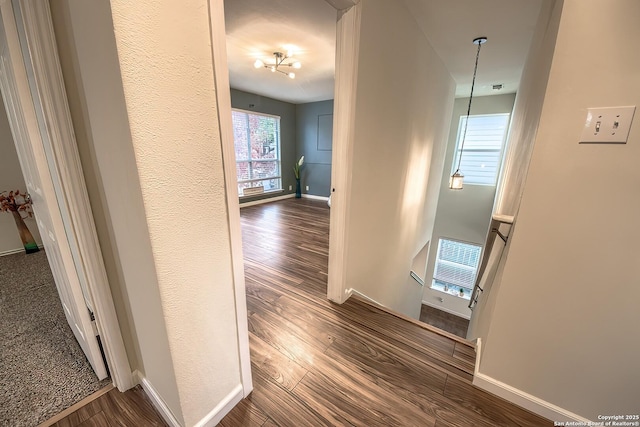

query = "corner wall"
109;1;243;425
478;0;640;420
296;100;334;197
344;0;455;318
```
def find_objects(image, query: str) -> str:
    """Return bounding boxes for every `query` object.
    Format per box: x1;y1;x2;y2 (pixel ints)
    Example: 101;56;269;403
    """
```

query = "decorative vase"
295;178;302;198
11;210;39;254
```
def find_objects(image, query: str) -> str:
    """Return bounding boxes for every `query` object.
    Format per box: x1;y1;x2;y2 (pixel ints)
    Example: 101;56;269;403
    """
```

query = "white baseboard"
193;383;243;427
421;300;471;320
134;370;243;427
350;289;385;307
239;193;294;208
134;371;181;427
0;244;45;257
302;194;330;201
473;339;591;423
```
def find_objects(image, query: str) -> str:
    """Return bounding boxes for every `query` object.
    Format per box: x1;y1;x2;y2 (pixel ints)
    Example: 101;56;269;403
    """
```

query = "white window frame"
431;238;483;299
451;113;510;186
232;108;282;195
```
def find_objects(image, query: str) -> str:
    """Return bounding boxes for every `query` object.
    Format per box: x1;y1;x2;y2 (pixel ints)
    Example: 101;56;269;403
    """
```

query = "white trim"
193;383;243;427
136;372;182;427
350;289;383;307
13;0;133;390
421;300;471;320
240;193;294;208
208;0;253;397
0;244;44;257
473;339;591;423
302;194;329;201
327;3;361;304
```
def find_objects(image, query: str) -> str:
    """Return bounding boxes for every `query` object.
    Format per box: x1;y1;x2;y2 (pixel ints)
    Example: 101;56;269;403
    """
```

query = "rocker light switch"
579;106;635;144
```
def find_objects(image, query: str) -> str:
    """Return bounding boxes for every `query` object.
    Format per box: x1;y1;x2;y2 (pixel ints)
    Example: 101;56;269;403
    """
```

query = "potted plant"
293;155;304;198
459;287;465;297
1;189;39;254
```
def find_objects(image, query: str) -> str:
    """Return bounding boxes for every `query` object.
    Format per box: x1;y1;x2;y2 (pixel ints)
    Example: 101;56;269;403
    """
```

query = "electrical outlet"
305;186;309;191
289;185;292;191
579;106;635;143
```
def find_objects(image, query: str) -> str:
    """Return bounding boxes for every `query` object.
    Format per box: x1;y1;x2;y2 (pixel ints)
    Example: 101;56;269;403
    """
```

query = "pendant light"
450;36;487;190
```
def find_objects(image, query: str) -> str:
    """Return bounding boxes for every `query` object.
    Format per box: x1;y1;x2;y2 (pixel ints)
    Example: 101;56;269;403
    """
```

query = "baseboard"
134;371;243;427
0;244;44;257
302;194;329;201
350;289;385;307
134;371;181;427
239;193;294;208
421;300;471;320
193;383;243;427
473;339;591;423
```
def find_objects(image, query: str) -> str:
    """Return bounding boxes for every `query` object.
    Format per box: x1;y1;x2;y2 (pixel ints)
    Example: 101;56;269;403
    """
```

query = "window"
232;109;282;196
431;239;482;299
452;113;510;186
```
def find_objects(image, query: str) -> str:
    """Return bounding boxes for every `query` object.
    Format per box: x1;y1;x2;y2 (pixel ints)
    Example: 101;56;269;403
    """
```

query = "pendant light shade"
449;36;487;190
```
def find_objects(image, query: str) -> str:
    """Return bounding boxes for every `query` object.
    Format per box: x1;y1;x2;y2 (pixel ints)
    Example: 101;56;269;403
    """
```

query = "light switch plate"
579;106;635;144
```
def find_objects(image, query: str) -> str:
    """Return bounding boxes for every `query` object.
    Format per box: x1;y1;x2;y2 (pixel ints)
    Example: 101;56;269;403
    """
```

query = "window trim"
232;108;282;195
431;237;483;299
451;112;510;187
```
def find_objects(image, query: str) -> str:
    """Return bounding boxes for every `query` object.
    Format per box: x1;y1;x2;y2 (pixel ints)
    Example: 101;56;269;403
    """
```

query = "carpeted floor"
0;250;111;426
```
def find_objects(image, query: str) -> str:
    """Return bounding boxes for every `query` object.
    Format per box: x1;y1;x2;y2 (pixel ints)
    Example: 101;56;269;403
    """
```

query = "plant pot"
295;179;302;199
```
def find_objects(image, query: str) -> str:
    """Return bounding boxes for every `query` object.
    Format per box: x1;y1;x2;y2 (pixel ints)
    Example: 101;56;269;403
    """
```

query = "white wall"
344;0;455;318
109;1;243;425
466;0;560;344
423;94;515;319
478;0;640;420
0;103;43;254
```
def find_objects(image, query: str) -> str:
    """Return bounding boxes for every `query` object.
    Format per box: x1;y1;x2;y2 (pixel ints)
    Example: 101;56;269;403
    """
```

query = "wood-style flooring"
419;304;470;339
222;198;550;427
45;385;166;427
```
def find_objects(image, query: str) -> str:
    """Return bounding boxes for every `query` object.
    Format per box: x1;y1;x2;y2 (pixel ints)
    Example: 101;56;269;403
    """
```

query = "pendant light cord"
454;40;484;174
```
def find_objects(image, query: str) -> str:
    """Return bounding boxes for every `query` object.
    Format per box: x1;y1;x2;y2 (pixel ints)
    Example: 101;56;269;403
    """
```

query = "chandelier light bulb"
252;50;302;79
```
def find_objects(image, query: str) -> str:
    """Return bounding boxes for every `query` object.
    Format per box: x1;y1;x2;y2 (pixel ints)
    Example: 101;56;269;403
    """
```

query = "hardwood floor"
46;385;167;427
46;198;550;426
419;304;470;338
222;198;551;427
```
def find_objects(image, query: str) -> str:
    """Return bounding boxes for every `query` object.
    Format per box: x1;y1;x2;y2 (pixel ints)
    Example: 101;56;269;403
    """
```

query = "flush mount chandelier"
253;51;301;79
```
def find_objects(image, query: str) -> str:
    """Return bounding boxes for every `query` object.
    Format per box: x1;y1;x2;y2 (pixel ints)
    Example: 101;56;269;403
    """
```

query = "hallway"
221;198;549;426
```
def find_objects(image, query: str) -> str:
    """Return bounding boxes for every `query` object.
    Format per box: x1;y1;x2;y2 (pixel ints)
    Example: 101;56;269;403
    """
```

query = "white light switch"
580;106;635;143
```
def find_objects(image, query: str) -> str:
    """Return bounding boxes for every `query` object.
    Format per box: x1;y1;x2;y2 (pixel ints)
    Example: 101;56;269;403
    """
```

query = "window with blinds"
431;238;482;299
232;109;282;196
453;113;510;186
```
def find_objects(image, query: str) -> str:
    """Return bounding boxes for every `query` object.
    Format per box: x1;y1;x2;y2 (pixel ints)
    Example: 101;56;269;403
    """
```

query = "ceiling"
224;0;544;104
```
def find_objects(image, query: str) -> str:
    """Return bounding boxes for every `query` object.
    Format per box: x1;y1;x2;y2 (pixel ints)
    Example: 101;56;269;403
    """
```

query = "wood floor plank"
249;368;330;427
249;333;308;391
218;396;268;427
293;370;436;427
443;376;552;426
75;412;109;427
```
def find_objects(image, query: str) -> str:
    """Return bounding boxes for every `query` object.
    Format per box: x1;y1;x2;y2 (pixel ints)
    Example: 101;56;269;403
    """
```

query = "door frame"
1;0;133;391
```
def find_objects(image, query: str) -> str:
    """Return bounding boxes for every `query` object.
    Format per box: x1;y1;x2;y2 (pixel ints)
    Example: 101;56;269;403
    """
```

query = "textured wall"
296;100;334;197
344;0;455;318
480;0;640;420
110;1;242;424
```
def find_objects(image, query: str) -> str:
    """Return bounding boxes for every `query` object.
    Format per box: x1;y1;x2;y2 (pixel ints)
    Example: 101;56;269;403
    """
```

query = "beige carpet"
0;250;110;426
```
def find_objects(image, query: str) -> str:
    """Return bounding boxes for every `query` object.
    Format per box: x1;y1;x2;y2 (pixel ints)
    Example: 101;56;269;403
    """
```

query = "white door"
0;0;107;380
